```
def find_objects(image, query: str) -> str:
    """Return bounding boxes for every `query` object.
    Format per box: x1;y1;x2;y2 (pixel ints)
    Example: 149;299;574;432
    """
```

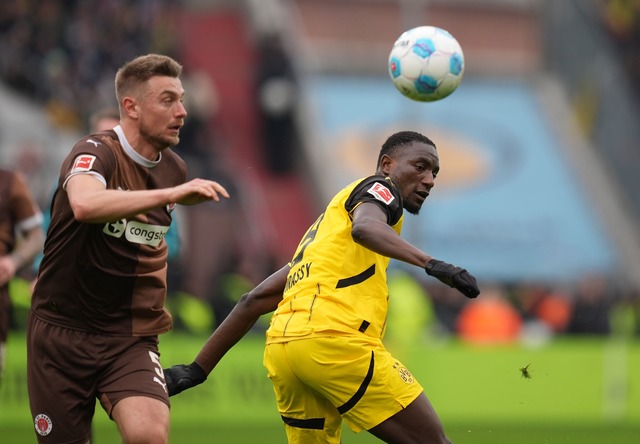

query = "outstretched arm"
164;265;289;396
66;174;229;224
194;265;288;373
351;202;432;268
351;202;479;298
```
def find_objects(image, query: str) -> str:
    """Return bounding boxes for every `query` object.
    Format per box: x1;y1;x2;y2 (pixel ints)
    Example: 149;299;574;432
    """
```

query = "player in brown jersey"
164;131;480;444
0;168;44;389
27;54;229;444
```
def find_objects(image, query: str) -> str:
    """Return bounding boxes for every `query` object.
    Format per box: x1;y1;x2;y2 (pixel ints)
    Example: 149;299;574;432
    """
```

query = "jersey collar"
113;125;162;168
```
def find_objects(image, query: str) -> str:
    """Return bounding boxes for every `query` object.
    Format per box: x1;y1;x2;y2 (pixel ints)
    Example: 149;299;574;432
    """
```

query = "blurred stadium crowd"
0;0;180;130
1;0;639;346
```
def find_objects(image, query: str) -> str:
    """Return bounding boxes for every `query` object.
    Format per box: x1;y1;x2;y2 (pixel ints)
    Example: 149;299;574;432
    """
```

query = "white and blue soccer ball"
388;26;465;102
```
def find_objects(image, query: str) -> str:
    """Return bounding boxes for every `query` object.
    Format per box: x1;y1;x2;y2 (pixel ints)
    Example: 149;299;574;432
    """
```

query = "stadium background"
1;0;639;442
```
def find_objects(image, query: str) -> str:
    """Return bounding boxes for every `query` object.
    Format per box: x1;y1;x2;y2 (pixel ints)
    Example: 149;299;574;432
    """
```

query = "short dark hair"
115;54;183;103
377;131;436;167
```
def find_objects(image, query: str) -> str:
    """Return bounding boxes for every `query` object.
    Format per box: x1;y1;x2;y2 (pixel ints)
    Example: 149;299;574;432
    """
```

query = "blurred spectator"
602;0;640;99
567;274;614;335
0;167;44;389
88;106;119;132
511;282;572;334
178;70;224;179
426;282;468;335
256;32;300;175
456;286;522;345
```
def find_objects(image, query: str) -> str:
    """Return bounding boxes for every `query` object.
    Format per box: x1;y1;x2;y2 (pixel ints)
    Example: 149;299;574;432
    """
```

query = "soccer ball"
388;26;465;102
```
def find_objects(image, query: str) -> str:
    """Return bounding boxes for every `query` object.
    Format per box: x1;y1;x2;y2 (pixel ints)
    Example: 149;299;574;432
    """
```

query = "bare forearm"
194;297;270;374
71;188;172;223
194;266;289;374
11;227;45;269
353;218;431;268
67;175;228;224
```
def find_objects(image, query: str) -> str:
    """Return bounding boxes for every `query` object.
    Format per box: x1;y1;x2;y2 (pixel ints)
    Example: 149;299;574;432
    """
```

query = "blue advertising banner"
305;76;616;282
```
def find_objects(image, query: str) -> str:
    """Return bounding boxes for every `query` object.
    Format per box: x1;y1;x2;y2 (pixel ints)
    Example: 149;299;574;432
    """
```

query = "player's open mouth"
416;191;429;200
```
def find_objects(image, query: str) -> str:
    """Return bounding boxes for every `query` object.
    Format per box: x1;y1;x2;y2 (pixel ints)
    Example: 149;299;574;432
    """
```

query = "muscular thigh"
27;315;99;443
264;342;343;444
27;315;169;443
280;337;424;433
97;335;169;417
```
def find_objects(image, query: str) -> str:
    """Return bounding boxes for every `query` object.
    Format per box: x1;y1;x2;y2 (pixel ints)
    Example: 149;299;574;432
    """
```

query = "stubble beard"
140;125;179;151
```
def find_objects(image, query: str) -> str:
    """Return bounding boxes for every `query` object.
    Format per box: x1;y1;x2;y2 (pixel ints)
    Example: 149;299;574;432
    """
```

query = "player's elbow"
69;200;95;223
236;292;263;314
351;221;373;246
237;291;279;317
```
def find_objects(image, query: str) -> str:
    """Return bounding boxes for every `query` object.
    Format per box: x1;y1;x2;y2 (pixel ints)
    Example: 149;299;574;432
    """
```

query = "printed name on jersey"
367;182;395;205
284;262;312;292
72;154;97;172
103;219;169;247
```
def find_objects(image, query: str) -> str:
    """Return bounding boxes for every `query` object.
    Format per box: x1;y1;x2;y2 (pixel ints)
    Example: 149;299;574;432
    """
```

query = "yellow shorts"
263;336;423;443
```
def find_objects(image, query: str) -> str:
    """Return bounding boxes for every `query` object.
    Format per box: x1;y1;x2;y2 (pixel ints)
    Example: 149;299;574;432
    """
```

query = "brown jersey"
0;169;43;342
31;126;186;336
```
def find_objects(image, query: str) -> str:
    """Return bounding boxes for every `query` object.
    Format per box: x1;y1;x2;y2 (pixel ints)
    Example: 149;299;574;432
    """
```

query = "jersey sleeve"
344;176;403;225
62;136;116;189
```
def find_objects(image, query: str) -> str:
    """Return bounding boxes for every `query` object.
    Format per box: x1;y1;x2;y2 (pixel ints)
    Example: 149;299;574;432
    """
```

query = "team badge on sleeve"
72;155;97;172
367;182;395;205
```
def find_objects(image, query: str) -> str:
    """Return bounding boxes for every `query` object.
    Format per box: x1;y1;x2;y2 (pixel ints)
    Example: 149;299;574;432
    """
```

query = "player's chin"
404;200;423;215
164;134;180;147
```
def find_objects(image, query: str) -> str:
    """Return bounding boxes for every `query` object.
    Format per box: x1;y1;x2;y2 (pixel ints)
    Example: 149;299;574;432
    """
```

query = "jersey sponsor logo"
103;219;169;247
367;182;395;205
284;262;312;292
72;154;97;172
34;413;53;436
104;219;127;237
87;138;100;147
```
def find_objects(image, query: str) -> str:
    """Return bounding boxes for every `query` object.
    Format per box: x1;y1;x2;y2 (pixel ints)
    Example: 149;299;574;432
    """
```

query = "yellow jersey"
266;176;404;344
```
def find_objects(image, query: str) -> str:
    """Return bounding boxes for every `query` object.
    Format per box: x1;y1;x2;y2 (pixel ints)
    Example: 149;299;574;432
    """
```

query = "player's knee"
121;422;169;444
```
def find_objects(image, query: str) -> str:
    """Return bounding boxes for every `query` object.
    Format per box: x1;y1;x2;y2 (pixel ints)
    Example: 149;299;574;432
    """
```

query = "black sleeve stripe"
335;264;375;289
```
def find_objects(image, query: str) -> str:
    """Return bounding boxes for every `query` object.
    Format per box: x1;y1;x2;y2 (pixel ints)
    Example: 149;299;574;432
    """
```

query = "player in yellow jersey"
164;130;480;443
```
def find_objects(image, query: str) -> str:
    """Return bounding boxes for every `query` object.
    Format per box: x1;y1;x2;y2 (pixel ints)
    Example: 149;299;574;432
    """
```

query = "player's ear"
122;96;139;119
379;154;394;176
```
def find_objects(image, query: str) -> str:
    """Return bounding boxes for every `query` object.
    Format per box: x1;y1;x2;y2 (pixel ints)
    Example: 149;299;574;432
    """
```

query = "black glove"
425;259;480;298
163;362;207;397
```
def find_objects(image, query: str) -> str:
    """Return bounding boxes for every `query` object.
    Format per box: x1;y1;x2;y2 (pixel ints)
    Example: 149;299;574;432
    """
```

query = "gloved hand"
163;362;207;397
425;259;480;298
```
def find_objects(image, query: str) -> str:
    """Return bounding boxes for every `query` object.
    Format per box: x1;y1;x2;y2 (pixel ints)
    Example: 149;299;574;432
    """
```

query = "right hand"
425;259;480;298
171;178;230;206
163;362;207;397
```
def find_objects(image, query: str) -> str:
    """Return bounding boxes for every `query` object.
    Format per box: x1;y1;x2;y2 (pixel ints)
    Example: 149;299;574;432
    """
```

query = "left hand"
425;259;480;298
163;362;207;397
